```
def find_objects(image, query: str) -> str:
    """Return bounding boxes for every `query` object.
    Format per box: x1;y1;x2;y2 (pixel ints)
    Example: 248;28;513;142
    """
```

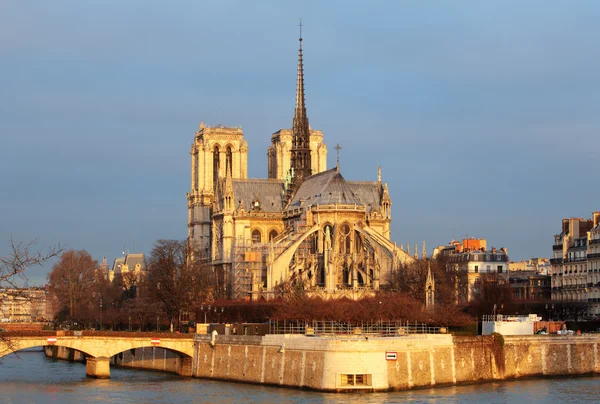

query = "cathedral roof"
287;168;364;209
232;178;284;212
347;181;381;211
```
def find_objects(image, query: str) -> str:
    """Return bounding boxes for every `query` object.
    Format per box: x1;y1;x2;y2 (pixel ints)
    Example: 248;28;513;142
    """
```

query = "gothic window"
339;223;351;254
213;146;220;188
268;230;278;241
226;146;233;176
251;229;262;245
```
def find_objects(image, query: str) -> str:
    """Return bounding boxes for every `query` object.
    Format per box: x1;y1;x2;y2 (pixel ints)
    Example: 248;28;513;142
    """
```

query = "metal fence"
268;320;443;336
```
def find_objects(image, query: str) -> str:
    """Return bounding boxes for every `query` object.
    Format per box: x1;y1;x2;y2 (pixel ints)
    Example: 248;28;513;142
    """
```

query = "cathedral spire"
287;19;312;201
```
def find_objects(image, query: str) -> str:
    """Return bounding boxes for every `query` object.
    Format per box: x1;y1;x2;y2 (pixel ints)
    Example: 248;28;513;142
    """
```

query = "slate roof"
232;178;284;212
287;168;369;210
124;253;146;271
347;181;381;211
112;257;125;273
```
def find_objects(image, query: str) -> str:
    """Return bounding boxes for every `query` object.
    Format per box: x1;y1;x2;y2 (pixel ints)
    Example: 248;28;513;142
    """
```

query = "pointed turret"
286;20;312;202
425;261;435;310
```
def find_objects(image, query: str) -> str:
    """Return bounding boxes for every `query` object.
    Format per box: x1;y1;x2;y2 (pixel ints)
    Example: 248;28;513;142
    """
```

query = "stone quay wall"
191;334;600;391
44;334;600;391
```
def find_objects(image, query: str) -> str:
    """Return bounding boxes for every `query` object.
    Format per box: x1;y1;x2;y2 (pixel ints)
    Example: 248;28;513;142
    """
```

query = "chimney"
570;218;580;239
594;212;600;227
562;218;569;234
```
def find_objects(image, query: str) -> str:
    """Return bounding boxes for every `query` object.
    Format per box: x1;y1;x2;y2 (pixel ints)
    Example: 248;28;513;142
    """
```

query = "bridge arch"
0;334;195;379
0;338;95;359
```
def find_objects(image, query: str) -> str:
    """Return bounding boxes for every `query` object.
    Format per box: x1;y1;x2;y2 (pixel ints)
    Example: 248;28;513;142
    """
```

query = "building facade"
186;33;414;301
105;253;146;284
509;271;551;301
0;287;49;322
438;238;509;304
508;258;550;275
551;213;600;316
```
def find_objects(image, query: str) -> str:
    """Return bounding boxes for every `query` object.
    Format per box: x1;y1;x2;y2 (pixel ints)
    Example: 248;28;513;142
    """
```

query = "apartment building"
551;212;600;316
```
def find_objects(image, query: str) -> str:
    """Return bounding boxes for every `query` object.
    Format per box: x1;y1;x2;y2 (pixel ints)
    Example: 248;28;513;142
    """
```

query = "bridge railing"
1;330;194;338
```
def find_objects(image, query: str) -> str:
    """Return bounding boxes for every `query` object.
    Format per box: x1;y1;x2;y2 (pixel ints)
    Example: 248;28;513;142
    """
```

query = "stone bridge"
0;332;195;378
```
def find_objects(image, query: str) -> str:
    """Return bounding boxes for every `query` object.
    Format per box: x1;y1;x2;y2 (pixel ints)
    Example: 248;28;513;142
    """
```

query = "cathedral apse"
187;28;414;300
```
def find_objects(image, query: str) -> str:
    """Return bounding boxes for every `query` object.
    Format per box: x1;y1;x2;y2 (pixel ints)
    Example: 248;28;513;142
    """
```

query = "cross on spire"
299;18;302;41
335;143;342;170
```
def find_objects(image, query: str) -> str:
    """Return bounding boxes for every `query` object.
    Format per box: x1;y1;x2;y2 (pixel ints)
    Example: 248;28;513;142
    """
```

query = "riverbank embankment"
45;333;600;391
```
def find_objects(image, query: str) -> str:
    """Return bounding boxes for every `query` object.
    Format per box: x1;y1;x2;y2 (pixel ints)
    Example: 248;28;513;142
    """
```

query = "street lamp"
200;305;211;323
99;297;103;331
129;316;132;332
157;316;160;332
546;304;554;321
216;307;224;323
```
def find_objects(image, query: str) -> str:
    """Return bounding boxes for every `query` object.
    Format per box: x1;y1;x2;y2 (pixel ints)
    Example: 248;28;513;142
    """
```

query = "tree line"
47;240;213;331
44;239;575;330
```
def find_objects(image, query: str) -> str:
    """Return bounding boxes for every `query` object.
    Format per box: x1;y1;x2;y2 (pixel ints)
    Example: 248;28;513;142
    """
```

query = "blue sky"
2;1;599;285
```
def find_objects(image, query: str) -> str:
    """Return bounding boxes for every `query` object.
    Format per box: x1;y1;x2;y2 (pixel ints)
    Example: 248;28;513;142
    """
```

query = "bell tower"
187;122;248;258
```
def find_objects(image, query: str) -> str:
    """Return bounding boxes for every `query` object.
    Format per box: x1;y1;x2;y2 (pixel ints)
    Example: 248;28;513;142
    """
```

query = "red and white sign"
47;337;57;345
386;351;397;361
151;338;160;346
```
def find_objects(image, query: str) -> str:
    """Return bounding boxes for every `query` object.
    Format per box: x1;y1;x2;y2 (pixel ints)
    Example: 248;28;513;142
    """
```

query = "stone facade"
39;333;600;392
551;213;600;316
0;287;49;322
438;238;509;304
186;35;414;300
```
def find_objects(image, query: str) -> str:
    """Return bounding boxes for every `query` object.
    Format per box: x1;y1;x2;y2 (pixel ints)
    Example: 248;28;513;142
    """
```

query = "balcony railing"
553;245;563;251
588;253;600;259
590;239;600;245
565;257;587;263
550;258;563;265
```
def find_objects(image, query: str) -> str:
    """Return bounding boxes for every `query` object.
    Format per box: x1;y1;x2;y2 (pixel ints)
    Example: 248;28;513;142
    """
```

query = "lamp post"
200;305;211;323
157;316;160;332
215;307;224;323
546;303;554;321
99;297;103;331
129;316;132;332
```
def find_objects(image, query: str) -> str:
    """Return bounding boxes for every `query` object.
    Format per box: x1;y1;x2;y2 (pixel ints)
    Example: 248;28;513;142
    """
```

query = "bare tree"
0;237;62;289
468;274;515;318
47;250;98;325
0;237;63;357
144;240;211;330
388;258;456;305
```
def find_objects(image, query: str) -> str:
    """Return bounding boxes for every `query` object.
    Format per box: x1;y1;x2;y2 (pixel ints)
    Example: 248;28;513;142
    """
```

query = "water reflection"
1;352;599;403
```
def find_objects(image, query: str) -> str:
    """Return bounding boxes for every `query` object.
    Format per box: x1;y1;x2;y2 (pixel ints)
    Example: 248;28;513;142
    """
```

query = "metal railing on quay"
267;320;442;336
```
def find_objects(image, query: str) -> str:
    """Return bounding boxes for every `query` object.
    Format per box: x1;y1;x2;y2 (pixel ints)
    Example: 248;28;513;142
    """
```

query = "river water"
1;351;599;403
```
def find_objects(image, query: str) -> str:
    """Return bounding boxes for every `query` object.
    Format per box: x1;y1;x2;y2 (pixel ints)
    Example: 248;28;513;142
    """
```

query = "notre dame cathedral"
187;31;415;301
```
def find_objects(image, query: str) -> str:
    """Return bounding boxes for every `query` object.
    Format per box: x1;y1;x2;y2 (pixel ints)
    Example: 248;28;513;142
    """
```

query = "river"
1;351;599;403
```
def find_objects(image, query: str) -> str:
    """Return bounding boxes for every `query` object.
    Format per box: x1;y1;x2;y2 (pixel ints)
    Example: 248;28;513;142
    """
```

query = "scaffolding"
231;237;287;300
230;219;317;300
